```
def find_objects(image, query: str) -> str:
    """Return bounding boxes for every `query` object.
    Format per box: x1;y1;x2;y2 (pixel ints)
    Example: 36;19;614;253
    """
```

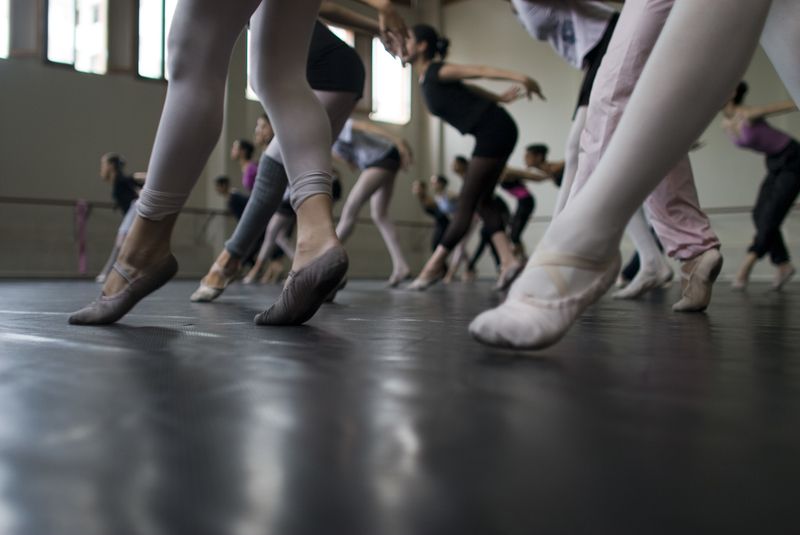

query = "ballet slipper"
469;245;621;350
190;262;238;302
68;255;178;325
95;274;106;283
254;245;349;326
494;260;524;291
324;277;348;303
406;265;447;291
731;278;747;292
462;268;477;283
612;265;673;300
672;248;723;312
772;265;795;291
387;270;412;287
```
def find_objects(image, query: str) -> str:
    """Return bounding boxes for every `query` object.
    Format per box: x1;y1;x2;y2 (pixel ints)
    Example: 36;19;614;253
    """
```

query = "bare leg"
471;0;772;349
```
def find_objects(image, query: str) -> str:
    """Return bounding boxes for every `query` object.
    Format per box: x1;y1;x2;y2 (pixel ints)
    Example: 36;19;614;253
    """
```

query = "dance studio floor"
0;278;799;534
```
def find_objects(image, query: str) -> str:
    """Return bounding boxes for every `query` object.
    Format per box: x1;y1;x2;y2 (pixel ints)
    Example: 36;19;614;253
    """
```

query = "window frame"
43;0;110;75
135;0;173;83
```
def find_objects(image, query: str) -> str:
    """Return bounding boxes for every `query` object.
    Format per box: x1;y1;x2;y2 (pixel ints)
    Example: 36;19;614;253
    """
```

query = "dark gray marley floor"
0;278;799;535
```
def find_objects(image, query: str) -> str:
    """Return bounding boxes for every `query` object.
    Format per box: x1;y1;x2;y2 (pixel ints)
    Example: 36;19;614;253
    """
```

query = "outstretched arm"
319;2;380;36
744;100;798;122
437;63;544;100
352;120;414;170
502;167;552;183
350;0;408;57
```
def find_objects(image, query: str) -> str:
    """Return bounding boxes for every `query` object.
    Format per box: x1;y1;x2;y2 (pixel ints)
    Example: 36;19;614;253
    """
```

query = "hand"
498;86;524;103
521;77;545;101
397;140;414;171
377;3;409;59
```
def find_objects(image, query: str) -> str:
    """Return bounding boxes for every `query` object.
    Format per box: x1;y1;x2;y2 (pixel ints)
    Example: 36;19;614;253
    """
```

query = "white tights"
335;167;410;277
556;105;668;275
544;0;775;266
136;0;329;220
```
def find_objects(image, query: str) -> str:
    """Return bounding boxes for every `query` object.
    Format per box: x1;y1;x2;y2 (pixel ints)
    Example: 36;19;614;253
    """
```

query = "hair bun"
436;38;450;59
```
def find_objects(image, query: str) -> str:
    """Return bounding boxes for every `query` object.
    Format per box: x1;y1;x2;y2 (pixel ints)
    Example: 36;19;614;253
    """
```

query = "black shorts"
575;12;619;114
307;22;366;98
365;147;401;173
471;106;518;160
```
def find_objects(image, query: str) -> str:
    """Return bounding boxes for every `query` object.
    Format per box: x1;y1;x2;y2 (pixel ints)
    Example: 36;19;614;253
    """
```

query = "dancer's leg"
69;0;264;322
196;88;357;296
414;157;518;285
244;212;290;282
369;174;411;283
274;219;296;261
509;197;534;246
761;0;800;106
336;167;390;243
611;206;673;299
553;106;587;218
471;0;771;348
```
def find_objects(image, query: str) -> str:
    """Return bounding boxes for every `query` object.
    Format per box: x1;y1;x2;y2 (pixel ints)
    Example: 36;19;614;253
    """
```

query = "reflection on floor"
0;279;798;534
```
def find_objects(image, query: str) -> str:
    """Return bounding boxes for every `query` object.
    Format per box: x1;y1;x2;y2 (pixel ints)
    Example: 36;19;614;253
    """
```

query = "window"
0;0;9;59
138;0;178;79
370;38;411;125
47;0;108;74
246;24;355;102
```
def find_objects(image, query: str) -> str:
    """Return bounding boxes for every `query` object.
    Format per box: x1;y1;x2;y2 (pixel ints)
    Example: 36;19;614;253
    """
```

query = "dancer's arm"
351;0;408;57
319;2;380;36
351;120;414;170
501;167;552;183
744;100;798;122
437;63;544;100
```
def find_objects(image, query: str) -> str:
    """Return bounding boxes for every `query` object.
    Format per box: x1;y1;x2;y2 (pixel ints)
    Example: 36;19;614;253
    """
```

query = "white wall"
439;0;800;281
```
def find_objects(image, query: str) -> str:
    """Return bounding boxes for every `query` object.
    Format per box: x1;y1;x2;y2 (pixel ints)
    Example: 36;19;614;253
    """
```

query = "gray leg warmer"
225;153;288;258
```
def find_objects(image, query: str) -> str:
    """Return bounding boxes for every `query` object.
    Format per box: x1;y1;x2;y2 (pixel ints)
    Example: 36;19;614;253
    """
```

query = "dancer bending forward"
723;81;799;291
403;24;543;291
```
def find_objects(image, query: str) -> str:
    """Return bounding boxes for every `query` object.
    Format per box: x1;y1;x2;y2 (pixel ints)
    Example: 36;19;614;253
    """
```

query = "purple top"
242;161;258;191
729;120;792;155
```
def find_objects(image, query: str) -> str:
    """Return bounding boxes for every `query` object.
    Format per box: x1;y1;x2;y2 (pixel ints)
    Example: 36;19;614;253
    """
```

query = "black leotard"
421;62;493;135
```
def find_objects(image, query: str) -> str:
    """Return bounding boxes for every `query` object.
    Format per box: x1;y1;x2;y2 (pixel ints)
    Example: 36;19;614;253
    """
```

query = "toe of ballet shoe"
611;266;673;300
469;300;571;350
673;249;722;312
387;273;412;287
471;252;621;350
69;255;178;325
731;279;747;292
772;268;795;291
189;284;224;302
254;246;349;326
